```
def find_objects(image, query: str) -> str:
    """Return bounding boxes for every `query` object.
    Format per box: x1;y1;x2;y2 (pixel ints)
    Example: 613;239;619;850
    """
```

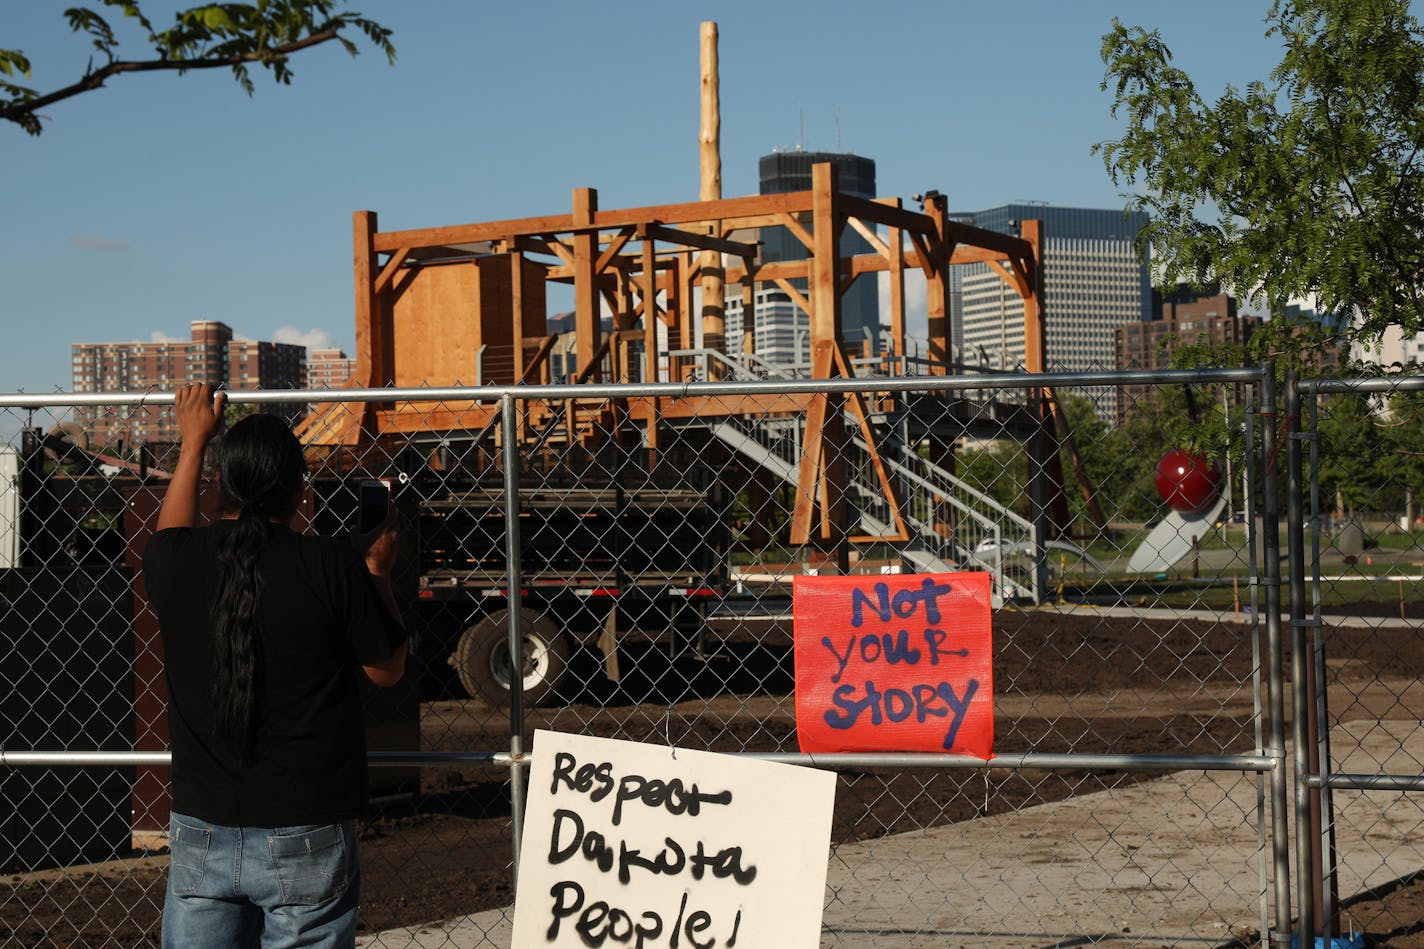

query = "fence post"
1261;365;1295;944
1029;387;1051;604
1303;381;1342;939
502;392;528;879
1286;372;1338;942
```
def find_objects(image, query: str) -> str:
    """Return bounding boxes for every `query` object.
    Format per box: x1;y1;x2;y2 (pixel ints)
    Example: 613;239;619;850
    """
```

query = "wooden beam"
809;162;842;350
641;222;755;258
595;226;635;274
984;259;1023;294
372;246;410;297
725;258;808;283
846;215;889;258
1008;256;1033;300
642;236;661;448
907;229;938;279
573;188;601;379
371;391;834;434
888;219;905;360
776;211;816;253
511;250;526;384
542;235;575;266
790;394;828;545
740;268;755;356
571;333;614;385
837;193;936;234
700;21;721;203
503;234;566;262
371;192;818;254
517;334;558;384
771;277;812;317
600;285;622;332
676;253;694;360
1022;219;1046;375
590;192;813;233
832;344;909;542
924;197;951;373
353;210;390;391
947;244;1016;266
353;210;376;384
943;218;1034;261
700;24;725;367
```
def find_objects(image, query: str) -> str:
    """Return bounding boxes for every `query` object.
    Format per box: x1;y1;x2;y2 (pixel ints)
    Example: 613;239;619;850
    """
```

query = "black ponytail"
210;414;307;762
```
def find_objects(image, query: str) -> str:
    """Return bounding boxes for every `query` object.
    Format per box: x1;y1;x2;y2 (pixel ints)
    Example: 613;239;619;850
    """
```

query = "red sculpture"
1155;449;1223;513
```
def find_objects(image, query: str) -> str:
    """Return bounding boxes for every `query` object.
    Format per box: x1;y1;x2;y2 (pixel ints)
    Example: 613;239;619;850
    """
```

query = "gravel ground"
5;606;1424;947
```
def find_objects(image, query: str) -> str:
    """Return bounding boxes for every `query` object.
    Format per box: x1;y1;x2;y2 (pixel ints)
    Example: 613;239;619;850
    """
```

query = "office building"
958;204;1151;417
724;150;880;366
71;321;305;446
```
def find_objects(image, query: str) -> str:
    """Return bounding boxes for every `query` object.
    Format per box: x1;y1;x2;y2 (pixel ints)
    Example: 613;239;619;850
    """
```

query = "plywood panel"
391;262;482;387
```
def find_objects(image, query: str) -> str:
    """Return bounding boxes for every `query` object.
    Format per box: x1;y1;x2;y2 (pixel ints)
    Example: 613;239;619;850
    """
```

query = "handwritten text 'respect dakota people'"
544;750;753;947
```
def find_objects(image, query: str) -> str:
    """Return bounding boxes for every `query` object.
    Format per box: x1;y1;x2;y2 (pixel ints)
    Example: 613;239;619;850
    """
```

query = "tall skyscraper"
71;321;305;445
724;150;881;366
955;204;1150;418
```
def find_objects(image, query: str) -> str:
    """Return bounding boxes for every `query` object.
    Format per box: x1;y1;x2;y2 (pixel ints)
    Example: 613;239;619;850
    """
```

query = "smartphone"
358;478;392;533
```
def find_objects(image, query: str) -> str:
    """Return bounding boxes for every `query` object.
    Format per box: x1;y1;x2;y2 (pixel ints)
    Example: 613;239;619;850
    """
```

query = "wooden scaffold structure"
296;161;1048;564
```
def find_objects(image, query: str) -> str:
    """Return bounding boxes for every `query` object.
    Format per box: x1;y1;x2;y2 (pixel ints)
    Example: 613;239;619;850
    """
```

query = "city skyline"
2;3;1296;397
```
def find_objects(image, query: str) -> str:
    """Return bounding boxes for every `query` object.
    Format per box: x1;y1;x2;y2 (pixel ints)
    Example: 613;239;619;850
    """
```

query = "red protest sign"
793;572;994;758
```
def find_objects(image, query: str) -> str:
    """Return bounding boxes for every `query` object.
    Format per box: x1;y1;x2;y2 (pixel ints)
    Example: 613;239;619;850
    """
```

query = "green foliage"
223;401;255;428
1315;391;1386;513
1058;389;1250;526
1350;385;1424;512
1097;0;1424;341
1168;319;1349;380
953;440;1030;519
2;1;394;135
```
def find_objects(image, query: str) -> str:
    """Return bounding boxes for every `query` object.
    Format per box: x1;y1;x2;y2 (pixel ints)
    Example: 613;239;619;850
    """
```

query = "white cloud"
149;330;182;343
272;326;335;350
70;235;132;252
878;270;930;343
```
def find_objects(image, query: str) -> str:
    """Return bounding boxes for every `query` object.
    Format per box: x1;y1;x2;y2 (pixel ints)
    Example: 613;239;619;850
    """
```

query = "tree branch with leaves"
1096;0;1424;342
1;1;394;136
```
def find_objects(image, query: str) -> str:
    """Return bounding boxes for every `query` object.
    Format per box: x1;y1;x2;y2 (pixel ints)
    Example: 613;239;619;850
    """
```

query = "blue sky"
1;1;1290;396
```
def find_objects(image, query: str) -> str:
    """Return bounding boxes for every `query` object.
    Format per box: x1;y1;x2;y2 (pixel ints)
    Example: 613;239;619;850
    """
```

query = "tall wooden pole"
1021;219;1046;375
699;21;724;361
353;210;382;386
573;187;600;378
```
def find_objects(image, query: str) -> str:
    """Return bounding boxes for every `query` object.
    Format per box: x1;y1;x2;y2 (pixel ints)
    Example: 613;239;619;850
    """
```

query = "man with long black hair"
143;383;407;948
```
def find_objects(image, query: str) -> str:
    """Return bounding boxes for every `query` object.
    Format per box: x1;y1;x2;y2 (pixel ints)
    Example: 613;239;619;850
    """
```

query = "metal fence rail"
7;366;1402;947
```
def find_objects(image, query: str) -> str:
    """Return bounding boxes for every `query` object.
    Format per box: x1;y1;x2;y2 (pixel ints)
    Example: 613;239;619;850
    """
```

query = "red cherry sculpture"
1155;449;1223;513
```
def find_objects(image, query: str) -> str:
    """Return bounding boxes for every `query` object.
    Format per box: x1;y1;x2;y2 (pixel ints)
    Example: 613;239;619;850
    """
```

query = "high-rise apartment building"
1114;284;1264;423
724;150;880;366
307;348;357;389
957;204;1151;416
71;321;305;446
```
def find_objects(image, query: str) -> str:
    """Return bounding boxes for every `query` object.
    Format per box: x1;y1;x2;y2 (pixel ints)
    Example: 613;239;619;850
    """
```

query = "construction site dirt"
4;607;1424;948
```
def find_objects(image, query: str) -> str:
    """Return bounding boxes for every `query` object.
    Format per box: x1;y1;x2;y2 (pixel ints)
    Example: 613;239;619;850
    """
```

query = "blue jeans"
162;812;360;949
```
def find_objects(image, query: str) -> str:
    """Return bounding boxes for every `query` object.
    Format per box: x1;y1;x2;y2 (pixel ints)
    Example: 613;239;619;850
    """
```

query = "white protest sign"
512;729;836;949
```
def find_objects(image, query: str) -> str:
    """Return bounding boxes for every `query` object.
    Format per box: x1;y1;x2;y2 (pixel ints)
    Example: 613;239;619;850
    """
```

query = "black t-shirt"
143;521;404;826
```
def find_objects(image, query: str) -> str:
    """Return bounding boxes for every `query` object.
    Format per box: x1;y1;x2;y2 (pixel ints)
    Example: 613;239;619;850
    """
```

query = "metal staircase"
678;349;1039;604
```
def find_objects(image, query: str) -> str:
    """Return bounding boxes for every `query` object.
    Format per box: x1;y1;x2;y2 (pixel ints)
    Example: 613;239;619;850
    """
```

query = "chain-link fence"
2;366;1409;947
1299;374;1424;945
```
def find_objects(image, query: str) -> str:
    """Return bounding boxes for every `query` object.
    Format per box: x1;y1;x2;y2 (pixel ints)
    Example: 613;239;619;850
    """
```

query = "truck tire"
453;608;572;708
